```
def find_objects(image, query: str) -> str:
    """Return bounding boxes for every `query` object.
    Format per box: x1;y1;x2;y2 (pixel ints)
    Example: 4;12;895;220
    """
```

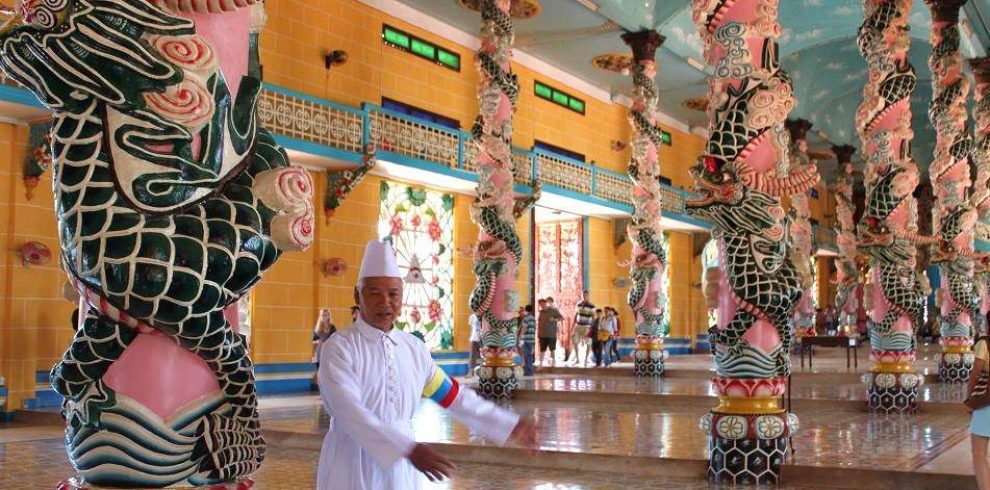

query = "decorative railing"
258;90;364;154
256;85;705;214
534;151;592;194
367;105;460;169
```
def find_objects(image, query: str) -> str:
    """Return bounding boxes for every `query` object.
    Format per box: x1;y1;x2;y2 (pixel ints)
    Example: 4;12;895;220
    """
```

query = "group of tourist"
465;291;625;378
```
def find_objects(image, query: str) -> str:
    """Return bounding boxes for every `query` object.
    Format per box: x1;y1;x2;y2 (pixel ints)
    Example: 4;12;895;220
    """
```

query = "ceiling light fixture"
685;56;706;71
575;0;599;11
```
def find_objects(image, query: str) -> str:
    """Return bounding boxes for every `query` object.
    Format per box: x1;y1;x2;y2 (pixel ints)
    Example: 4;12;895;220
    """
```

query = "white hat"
359;239;402;279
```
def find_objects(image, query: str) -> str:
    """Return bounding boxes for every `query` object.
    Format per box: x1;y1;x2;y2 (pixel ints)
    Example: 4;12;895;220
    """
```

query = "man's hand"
509;418;538;449
408;443;455;482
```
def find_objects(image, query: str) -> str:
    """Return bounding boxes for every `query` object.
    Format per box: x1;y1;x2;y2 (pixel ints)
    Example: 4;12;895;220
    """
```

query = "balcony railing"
256;85;708;216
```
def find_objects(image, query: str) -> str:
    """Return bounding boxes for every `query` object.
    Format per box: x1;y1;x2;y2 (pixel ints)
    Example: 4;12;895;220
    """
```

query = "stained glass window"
377;180;455;350
658;232;671;335
702;239;719;328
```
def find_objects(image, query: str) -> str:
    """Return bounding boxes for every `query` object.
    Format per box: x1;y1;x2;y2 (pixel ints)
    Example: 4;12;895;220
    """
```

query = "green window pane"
438;50;460;70
534;82;552;99
568;98;585;113
551;91;569;106
383;28;410;49
411;39;436;59
661;130;672;145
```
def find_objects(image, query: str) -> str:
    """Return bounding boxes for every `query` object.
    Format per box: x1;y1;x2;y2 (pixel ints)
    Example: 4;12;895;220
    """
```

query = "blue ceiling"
397;0;990;175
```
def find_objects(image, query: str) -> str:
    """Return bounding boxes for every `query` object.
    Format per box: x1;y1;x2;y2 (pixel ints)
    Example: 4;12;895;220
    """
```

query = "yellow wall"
0;123;74;409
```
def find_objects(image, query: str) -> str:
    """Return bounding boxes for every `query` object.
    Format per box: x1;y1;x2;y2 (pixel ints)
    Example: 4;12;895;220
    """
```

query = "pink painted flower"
432;255;440;266
411;214;422;229
390;214;403;236
428;300;443;322
430;275;440;286
428;219;442;241
410;308;422;324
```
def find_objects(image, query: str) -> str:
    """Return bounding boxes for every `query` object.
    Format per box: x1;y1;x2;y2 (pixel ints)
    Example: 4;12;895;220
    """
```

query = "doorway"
535;206;584;358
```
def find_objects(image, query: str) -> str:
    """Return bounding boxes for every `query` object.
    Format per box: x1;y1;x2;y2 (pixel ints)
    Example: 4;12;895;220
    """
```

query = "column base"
700;412;797;485
477;363;522;400
863;372;922;414
57;477;255;489
633;349;664;377
938;352;975;383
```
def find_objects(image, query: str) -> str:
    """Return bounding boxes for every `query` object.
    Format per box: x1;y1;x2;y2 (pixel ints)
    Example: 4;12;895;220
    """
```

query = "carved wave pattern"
714;343;780;378
869;329;914;352
67;390;229;488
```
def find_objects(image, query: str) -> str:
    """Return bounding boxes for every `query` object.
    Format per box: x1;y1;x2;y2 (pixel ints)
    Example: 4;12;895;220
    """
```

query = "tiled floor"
514;375;969;404
0;343;977;489
257;396;970;472
0;438;849;490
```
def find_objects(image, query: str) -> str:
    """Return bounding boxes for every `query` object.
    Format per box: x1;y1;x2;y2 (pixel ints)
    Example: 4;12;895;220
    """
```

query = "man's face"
355;277;403;330
583;292;589;301
539;302;546;310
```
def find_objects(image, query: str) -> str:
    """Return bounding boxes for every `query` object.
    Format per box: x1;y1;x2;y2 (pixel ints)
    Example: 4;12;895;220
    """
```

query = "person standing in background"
572;291;595;366
600;308;617;367
467;312;482;378
590;309;604;367
538;298;563;367
517;305;537;376
607;307;621;363
351;305;360;323
313;308;337;368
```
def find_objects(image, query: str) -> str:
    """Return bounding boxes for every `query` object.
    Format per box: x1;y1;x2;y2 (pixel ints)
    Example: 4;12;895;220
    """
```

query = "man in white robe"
316;240;536;489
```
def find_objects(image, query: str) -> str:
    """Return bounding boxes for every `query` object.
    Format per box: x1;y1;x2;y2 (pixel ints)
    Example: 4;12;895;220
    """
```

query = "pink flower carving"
428;300;442;322
411;214;422;229
390;214;403;236
410;308;422;325
428;219;441;241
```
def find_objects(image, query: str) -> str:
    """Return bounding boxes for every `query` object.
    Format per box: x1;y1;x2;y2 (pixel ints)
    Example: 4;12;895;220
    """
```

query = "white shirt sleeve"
420;347;519;445
319;337;417;467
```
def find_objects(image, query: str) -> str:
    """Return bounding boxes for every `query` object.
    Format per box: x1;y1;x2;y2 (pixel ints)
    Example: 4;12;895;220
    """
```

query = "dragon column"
785;119;818;338
689;0;817;484
622;30;668;378
0;1;318;487
971;57;990;337
856;0;930;414
832;145;861;337
469;0;524;399
927;0;977;384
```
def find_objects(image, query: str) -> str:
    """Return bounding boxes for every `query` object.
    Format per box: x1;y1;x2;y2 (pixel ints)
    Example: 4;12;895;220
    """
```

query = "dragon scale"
856;0;928;413
621;30;668;378
470;0;523;399
0;1;317;486
688;0;812;484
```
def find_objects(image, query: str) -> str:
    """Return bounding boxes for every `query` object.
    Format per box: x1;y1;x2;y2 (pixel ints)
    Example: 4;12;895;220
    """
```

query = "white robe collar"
354;316;400;345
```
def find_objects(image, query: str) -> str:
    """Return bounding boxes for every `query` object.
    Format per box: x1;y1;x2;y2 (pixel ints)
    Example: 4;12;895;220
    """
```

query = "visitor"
350;305;360;323
316;240;536;489
970;330;990;489
538;297;563;367
573;291;595;366
313;308;337;369
467;312;482;378
607;307;621;363
601;307;618;367
590;309;604;367
518;305;537;376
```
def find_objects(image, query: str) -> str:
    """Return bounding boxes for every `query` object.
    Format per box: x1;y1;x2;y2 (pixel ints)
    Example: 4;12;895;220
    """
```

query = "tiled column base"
937;351;974;383
633;350;664;377
701;411;796;485
57;477;256;489
863;371;921;414
477;360;522;400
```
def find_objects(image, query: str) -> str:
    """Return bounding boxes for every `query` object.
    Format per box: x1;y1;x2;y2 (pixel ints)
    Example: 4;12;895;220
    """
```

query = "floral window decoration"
377;180;455;350
702;239;719;328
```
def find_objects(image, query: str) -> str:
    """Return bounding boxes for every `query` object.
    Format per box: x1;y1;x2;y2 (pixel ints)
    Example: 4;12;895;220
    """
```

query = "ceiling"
396;0;990;179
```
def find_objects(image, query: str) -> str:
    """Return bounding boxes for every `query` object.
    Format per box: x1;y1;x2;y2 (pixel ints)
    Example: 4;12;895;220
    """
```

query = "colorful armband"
422;366;460;408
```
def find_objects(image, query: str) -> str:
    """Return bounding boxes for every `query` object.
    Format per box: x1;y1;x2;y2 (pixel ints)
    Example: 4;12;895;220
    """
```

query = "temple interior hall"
7;0;990;488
